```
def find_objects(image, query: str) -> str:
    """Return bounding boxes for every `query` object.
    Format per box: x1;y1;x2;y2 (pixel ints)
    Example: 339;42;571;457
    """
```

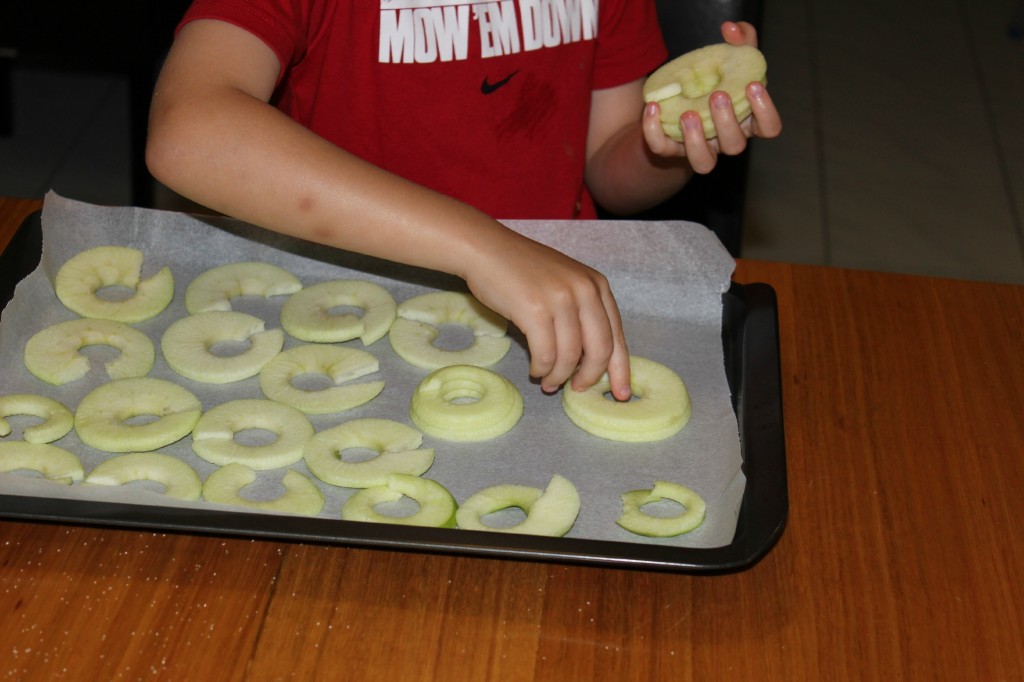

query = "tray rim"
0;210;788;574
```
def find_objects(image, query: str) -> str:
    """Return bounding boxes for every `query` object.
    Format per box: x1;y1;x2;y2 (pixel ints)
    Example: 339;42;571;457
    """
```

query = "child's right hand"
148;19;631;400
458;228;632;401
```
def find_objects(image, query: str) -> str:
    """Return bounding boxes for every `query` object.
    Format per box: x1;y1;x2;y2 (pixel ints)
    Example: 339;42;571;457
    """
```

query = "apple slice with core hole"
644;42;768;140
259;344;384;415
24;318;155;386
410;364;523;442
562;355;691;442
161;311;285;384
0;394;74;443
342;473;457;528
191;398;313;469
84;452;203;500
0;441;83;484
280;279;396;345
184;262;301;314
74;377;201;453
456;474;580;537
303;418;434;488
616;480;706;537
54;245;174;323
202;462;324;516
389;291;511;369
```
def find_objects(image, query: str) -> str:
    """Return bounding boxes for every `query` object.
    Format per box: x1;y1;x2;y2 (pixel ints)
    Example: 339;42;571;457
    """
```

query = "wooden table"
1;196;1022;680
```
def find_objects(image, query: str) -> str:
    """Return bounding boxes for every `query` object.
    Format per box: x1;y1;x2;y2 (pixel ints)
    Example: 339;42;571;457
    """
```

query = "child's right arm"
146;19;632;399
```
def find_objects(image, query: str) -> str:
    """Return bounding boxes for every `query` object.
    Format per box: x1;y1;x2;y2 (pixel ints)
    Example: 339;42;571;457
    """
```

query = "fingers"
642;102;685;158
708;92;748;155
645;20;778;169
642;100;732;167
568;282;625;396
464;228;630;399
510;269;626;398
573;285;631;400
746;82;783;139
721;21;758;47
679;112;718;174
603;340;632;401
540;298;584;394
680;82;782;167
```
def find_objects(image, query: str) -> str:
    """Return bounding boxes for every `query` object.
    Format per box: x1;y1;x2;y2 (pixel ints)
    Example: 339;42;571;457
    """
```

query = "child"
146;1;781;400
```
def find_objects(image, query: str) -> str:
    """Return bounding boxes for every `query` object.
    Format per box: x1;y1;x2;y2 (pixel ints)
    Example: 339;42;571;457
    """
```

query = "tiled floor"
744;0;1024;284
1;0;1023;284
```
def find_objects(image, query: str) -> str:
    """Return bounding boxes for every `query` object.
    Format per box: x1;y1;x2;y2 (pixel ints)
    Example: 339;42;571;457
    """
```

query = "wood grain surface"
0;197;41;255
1;197;1022;680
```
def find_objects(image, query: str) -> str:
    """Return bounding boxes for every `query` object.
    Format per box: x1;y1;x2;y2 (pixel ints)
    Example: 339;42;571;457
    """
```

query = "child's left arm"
585;21;782;216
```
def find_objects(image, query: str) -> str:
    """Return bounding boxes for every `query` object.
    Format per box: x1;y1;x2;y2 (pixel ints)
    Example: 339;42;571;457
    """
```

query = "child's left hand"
642;21;782;174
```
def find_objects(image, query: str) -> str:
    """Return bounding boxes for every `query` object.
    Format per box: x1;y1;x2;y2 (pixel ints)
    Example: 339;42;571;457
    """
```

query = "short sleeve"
177;0;309;85
592;0;668;89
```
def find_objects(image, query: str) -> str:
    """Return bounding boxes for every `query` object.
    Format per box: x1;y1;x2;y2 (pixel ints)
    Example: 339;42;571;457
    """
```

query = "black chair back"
607;0;765;256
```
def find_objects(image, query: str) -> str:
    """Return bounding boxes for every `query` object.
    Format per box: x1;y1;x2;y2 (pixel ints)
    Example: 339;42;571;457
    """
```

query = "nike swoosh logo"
481;70;519;94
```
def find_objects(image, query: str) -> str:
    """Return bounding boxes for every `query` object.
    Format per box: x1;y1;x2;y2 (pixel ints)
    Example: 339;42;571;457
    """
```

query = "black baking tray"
0;210;787;573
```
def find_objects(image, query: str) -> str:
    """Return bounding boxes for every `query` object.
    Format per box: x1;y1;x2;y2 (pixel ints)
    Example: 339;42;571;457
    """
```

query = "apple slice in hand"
644;42;768;141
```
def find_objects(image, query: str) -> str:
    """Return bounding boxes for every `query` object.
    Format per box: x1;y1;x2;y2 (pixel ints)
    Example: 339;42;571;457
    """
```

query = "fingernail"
748;82;765;98
682;113;701;131
645;102;659;117
712;92;731;109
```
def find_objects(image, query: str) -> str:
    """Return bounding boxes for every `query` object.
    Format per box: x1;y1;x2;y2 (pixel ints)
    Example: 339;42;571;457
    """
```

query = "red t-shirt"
179;0;667;219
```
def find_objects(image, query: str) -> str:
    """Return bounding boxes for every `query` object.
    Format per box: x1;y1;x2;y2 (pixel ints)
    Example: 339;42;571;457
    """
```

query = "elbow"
145;119;182;192
145;98;200;196
588;184;661;218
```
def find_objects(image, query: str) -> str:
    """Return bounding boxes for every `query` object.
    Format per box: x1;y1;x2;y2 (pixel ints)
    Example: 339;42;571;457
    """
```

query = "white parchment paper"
0;192;744;547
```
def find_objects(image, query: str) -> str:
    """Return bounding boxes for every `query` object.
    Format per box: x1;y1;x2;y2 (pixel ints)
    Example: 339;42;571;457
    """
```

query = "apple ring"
644;43;768;140
342;473;457;528
389;291;511;369
84;452;203;501
202;463;324;516
258;344;384;415
280;279;396;345
191;398;314;470
24;318;156;386
0;441;84;485
409;364;523;442
54;245;174;323
561;355;691;442
75;377;202;453
184;262;302;314
161;311;285;383
455;475;580;537
0;394;74;443
303;418;434;488
616;481;706;537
